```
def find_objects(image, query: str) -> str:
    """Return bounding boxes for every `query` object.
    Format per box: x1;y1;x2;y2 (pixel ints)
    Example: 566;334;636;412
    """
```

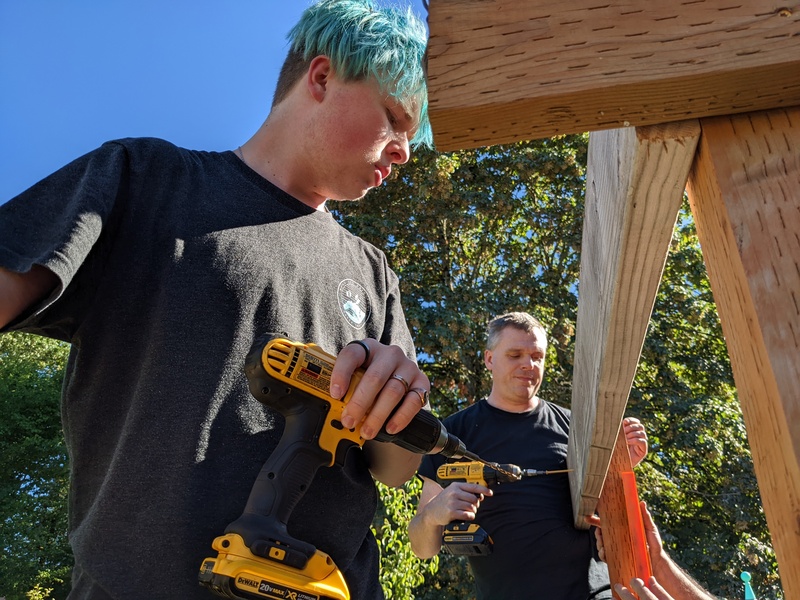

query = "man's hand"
587;500;664;566
409;477;492;559
587;501;715;600
588;508;674;597
624;417;648;467
330;338;430;439
418;481;493;526
615;577;676;600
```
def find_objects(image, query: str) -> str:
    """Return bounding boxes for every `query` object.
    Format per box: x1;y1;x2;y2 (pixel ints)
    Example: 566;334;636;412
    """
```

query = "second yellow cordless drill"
435;461;571;556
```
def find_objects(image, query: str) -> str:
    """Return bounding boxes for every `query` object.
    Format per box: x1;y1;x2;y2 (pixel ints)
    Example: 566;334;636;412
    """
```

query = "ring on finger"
346;339;371;366
409;387;430;409
390;373;410;392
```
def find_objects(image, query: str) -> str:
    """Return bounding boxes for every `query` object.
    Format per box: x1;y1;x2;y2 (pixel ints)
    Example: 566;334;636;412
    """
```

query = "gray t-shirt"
0;138;415;599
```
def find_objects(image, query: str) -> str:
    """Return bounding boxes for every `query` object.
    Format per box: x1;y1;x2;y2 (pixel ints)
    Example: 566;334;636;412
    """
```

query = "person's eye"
386;109;398;126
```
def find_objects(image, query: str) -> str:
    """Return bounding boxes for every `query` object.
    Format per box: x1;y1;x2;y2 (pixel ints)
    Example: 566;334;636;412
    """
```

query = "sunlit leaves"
372;478;439;599
0;332;72;600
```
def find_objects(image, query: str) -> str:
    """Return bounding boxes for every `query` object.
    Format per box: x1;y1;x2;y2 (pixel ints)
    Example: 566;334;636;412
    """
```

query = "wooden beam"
426;0;800;150
685;106;800;599
568;121;700;527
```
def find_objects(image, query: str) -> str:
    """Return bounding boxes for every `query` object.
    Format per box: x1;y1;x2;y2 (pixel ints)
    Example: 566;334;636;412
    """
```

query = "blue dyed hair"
276;0;432;149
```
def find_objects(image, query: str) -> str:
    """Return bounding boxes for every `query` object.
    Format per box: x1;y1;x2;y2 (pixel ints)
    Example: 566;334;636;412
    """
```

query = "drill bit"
462;451;520;479
522;468;573;477
461;451;522;480
462;450;494;469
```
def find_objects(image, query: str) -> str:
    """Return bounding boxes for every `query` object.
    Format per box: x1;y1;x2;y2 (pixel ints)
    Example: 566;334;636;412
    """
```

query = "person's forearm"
651;553;716;600
408;507;444;559
364;441;421;487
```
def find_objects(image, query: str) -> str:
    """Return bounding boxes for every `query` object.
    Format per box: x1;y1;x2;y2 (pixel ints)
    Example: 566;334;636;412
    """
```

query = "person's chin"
329;188;370;202
351;186;373;200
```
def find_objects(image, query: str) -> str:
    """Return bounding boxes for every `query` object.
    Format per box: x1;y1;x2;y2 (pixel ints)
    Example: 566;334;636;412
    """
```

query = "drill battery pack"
199;533;348;600
441;522;494;556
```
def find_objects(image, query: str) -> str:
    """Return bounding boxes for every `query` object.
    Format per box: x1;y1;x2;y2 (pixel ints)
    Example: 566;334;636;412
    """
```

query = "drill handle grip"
224;403;332;564
224;341;343;563
240;403;331;525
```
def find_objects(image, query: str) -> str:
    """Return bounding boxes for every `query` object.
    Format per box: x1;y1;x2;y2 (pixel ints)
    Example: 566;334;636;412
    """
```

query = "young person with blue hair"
0;1;432;597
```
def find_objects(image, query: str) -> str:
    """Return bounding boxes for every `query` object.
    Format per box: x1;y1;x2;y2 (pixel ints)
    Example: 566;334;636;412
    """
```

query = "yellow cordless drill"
436;462;572;556
199;336;495;600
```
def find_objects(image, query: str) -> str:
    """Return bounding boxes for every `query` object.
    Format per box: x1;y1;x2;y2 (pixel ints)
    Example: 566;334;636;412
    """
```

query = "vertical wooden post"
686;106;800;599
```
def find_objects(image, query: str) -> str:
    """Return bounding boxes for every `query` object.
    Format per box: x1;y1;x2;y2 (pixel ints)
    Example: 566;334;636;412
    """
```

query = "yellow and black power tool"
436;461;521;556
436;461;572;556
199;335;494;600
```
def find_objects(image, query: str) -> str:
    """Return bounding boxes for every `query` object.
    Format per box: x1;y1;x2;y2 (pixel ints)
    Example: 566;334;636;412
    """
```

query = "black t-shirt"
0;138;415;599
419;399;612;600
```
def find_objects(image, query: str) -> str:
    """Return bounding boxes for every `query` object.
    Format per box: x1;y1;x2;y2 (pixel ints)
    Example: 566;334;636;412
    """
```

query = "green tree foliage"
0;332;71;600
372;478;439;599
333;139;782;599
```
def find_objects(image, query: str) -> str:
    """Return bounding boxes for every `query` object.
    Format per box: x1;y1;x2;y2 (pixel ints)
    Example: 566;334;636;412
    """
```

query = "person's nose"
387;133;410;165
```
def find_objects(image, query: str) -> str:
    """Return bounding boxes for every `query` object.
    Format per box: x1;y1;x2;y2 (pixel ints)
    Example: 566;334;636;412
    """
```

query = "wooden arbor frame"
425;1;800;597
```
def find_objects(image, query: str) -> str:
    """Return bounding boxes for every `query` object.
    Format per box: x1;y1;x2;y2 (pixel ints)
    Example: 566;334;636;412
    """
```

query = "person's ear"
307;55;332;102
484;349;494;371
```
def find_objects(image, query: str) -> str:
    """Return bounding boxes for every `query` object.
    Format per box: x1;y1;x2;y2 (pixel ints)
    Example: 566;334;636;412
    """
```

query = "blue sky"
0;0;428;202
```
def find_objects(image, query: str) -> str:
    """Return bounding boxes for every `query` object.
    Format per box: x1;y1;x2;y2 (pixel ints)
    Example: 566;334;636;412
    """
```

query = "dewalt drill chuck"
374;405;474;460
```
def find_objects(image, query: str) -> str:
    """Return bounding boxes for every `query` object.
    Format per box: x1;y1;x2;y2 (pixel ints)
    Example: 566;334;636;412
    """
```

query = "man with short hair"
0;1;432;597
409;311;648;599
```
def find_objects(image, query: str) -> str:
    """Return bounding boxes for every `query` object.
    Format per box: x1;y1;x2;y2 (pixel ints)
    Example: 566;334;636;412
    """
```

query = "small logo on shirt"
338;279;370;329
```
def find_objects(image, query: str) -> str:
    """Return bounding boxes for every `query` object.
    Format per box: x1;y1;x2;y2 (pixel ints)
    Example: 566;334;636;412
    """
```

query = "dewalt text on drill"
198;335;495;600
435;461;572;556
